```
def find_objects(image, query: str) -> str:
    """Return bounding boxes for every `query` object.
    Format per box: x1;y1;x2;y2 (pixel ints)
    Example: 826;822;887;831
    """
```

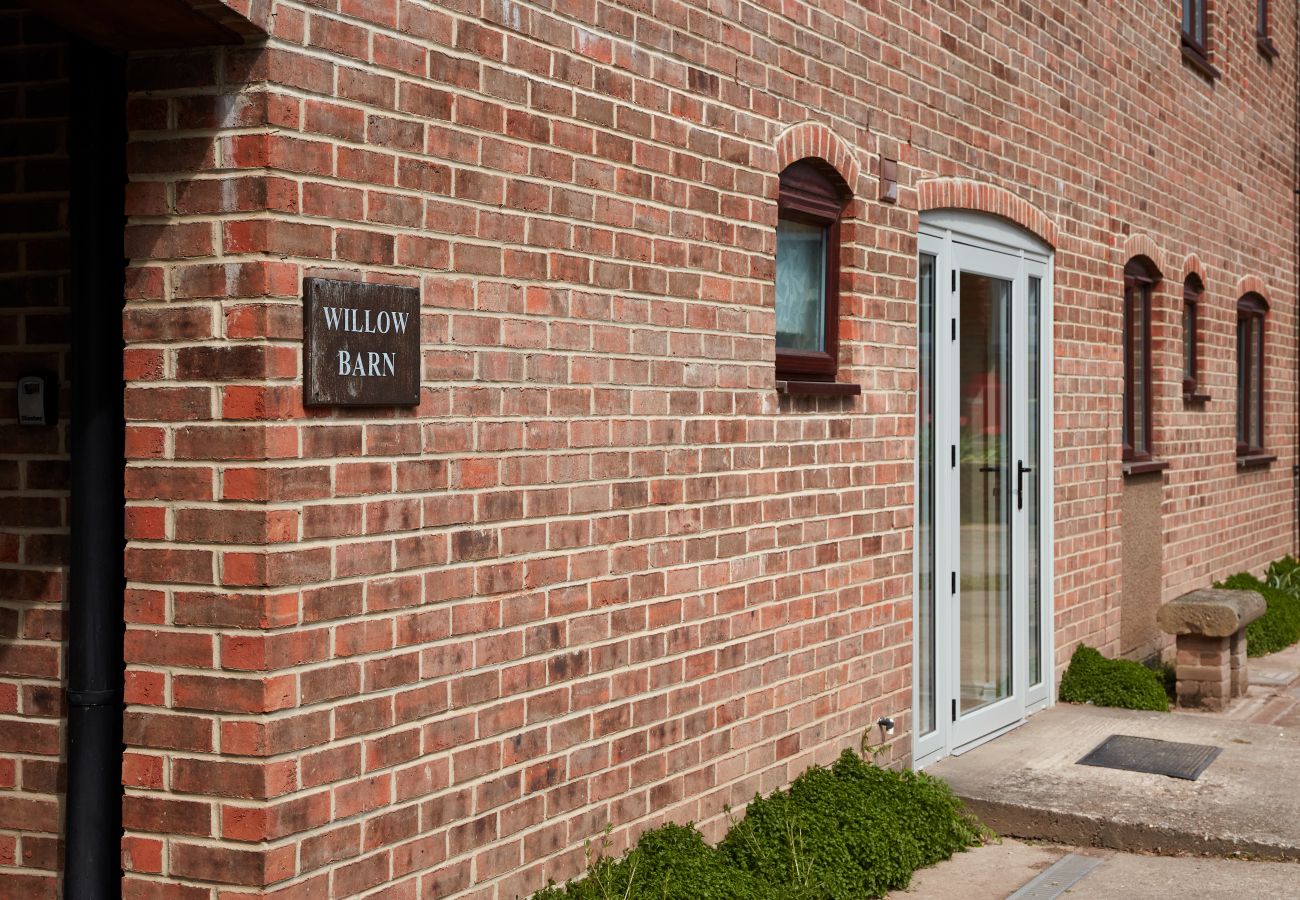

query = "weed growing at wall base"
1218;561;1300;656
533;751;983;900
1059;645;1170;711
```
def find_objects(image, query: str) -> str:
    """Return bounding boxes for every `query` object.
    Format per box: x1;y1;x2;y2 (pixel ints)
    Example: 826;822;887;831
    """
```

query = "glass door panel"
1027;275;1043;689
917;253;937;737
958;271;1013;715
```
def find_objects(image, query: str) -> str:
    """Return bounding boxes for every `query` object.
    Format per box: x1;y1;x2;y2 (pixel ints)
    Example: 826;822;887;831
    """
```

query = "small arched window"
1182;274;1206;401
775;159;850;384
1237;293;1269;461
1123;257;1161;465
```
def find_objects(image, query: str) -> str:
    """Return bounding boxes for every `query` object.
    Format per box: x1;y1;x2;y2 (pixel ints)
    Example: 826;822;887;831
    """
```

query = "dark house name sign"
303;278;421;406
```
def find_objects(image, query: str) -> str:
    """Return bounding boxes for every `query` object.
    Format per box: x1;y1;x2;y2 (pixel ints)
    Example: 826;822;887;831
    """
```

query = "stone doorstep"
930;704;1300;860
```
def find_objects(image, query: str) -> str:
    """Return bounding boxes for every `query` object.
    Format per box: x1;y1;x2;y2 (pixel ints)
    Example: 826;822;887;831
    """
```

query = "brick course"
1;0;1298;897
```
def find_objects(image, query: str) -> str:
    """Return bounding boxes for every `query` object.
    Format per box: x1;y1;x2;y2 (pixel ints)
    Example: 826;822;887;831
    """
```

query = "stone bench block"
1156;588;1266;637
1158;588;1265;711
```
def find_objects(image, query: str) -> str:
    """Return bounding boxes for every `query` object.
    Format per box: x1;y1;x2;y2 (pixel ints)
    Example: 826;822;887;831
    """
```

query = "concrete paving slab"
1248;667;1294;686
889;839;1065;899
1062;852;1300;899
929;704;1300;859
892;840;1300;900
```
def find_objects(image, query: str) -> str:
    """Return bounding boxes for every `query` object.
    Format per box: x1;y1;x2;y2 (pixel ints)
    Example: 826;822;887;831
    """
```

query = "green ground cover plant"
1058;645;1169;711
1217;562;1300;657
1153;659;1177;705
533;750;983;900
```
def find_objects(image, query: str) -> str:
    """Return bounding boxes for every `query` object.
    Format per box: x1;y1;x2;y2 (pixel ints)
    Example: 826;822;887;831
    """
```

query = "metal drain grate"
1077;734;1221;781
1007;853;1104;900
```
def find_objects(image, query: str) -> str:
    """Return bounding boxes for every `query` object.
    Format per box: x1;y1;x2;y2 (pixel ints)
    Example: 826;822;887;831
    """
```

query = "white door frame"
914;211;1055;768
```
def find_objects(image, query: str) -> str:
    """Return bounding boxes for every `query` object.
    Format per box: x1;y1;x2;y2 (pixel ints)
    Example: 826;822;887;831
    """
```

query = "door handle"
1017;460;1033;510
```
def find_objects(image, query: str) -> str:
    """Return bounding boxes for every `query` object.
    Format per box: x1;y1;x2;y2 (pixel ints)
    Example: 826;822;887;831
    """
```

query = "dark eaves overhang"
20;0;267;51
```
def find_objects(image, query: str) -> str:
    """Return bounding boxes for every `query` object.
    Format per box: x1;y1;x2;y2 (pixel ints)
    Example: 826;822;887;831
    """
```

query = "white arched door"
914;211;1054;767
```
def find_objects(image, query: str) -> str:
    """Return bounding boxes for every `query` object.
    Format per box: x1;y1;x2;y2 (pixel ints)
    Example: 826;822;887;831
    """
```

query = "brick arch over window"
775;121;862;197
1118;234;1165;276
1182;253;1207;284
1237;274;1271;300
917;178;1058;248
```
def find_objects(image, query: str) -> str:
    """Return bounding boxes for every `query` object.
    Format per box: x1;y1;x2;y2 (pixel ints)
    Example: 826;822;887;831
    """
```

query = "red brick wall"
97;0;1300;898
0;5;72;896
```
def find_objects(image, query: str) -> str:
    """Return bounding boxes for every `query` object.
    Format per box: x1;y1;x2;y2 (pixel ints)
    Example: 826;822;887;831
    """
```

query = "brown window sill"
1123;458;1170;476
1257;35;1279;60
1181;42;1221;80
1237;452;1276;470
1183;391;1211;404
776;379;861;397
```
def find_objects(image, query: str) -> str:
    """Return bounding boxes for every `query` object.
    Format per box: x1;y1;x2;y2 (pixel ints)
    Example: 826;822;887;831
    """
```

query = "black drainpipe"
64;39;127;900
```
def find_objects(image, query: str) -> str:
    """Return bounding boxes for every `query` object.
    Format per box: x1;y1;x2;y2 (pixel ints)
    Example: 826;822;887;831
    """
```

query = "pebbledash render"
0;0;1297;897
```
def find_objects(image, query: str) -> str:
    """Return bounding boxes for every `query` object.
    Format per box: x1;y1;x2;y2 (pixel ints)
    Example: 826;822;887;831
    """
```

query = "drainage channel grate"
1007;853;1103;900
1077;734;1221;781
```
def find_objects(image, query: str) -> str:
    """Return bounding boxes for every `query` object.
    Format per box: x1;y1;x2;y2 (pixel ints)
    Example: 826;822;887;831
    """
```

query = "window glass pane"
1252;318;1264;448
959;271;1013;713
917;253;936;736
1028;276;1042;688
775;218;826;352
1131;287;1147;454
1237;318;1249;444
1196;0;1205;44
1183;0;1193;35
1259;0;1268;36
1123;289;1133;450
1183;301;1195;384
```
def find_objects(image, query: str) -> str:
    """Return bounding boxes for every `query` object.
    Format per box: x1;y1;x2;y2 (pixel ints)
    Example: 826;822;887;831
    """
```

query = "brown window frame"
1181;0;1220;78
1257;0;1280;58
1123;258;1159;467
1237;293;1270;462
1182;274;1208;402
1182;0;1207;55
775;159;849;386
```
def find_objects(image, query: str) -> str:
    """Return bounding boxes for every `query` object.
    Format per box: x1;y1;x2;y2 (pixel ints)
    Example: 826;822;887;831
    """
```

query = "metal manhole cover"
1076;734;1221;780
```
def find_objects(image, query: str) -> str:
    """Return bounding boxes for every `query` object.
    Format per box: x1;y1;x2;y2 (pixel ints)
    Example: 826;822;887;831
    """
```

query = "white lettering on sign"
322;306;411;335
337;349;398;377
304;278;420;407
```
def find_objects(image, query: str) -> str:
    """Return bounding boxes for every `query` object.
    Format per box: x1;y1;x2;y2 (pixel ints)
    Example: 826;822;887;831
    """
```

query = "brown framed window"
1123;257;1160;465
1257;0;1279;57
1182;274;1207;401
1237;293;1269;459
775;159;849;384
1181;0;1219;77
1182;0;1207;55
